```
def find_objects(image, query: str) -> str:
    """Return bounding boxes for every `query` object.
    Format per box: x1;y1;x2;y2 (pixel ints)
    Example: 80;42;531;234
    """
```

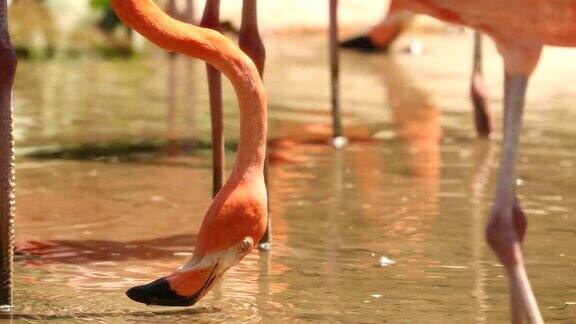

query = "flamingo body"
402;1;576;47
394;1;576;322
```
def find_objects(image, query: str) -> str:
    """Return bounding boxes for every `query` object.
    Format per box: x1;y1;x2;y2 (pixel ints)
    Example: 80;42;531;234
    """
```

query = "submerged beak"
126;237;254;307
126;265;219;307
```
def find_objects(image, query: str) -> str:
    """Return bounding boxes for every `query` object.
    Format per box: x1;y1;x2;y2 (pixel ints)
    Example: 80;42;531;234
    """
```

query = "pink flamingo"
0;0;17;307
112;0;268;306
391;0;576;322
340;0;492;137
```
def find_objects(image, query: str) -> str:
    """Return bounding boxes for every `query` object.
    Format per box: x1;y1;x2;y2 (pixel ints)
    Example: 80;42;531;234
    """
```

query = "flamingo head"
126;179;268;306
126;236;255;306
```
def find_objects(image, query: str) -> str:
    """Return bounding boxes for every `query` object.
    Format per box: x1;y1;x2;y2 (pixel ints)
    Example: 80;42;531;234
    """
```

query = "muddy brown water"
9;34;576;322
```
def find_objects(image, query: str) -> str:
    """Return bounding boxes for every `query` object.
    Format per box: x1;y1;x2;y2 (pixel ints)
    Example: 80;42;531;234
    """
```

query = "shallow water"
9;33;576;323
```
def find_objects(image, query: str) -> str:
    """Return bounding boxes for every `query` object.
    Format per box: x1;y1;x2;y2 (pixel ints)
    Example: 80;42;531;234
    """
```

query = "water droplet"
373;130;395;140
332;136;348;148
378;256;396;267
438;265;467;269
403;41;423;55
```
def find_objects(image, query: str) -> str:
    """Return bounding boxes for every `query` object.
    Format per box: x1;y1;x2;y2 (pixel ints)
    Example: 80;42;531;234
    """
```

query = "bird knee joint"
486;216;522;267
239;36;266;62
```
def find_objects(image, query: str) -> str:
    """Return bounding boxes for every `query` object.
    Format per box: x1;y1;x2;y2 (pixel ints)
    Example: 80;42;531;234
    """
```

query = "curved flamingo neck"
111;0;267;179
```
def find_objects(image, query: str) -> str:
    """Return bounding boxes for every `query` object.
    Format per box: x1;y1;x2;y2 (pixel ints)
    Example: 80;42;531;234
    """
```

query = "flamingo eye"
238;238;253;254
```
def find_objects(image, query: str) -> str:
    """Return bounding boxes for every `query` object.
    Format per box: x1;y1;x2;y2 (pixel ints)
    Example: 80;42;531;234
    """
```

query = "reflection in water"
166;0;196;151
381;58;442;179
10;34;576;322
469;141;495;323
379;58;440;242
36;1;87;139
326;148;344;315
16;234;198;264
2;306;221;321
164;55;200;153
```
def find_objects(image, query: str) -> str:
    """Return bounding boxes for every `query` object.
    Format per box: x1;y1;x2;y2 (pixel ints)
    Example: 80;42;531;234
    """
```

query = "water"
9;33;576;322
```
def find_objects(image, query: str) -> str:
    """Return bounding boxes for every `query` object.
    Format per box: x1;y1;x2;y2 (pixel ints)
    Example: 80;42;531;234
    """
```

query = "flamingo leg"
201;0;225;197
239;0;265;76
0;0;17;307
470;31;493;138
238;0;271;251
486;72;543;324
329;0;346;148
183;0;196;144
165;0;178;149
185;0;194;23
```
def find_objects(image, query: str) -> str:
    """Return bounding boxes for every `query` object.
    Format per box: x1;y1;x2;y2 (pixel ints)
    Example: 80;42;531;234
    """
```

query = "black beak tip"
340;35;388;53
125;285;152;305
125;277;196;307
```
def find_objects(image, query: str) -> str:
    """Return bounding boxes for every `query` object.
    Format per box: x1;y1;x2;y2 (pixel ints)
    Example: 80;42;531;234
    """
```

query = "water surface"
10;33;576;323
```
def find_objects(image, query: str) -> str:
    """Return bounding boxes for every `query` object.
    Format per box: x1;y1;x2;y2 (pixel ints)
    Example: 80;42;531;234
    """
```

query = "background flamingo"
340;0;414;52
340;0;492;137
391;0;576;322
111;0;268;306
0;0;17;307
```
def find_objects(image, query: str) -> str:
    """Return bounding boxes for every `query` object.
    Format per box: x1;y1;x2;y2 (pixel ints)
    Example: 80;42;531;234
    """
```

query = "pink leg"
239;0;265;76
183;0;196;144
201;0;225;197
165;0;178;150
166;0;177;17
0;0;17;307
185;0;194;24
486;46;544;322
239;0;271;250
469;32;493;138
329;0;346;147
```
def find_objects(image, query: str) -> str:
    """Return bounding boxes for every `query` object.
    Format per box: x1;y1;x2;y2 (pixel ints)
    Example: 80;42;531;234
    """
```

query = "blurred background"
9;0;451;151
7;0;576;322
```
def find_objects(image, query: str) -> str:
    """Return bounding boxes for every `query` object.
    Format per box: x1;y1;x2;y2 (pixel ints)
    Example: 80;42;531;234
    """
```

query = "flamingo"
111;0;268;306
0;0;17;307
389;1;576;322
340;0;493;137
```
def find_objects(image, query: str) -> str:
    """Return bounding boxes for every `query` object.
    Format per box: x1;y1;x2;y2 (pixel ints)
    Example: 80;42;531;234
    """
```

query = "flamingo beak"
125;265;219;306
126;237;254;307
